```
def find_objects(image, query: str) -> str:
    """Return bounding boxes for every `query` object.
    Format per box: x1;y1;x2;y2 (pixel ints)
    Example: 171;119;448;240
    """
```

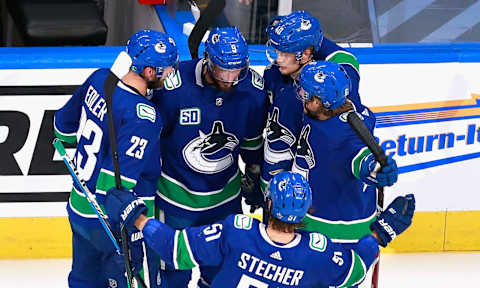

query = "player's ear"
301;47;313;64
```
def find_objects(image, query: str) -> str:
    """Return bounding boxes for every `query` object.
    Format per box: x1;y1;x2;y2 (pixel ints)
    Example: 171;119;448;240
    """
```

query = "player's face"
298;87;319;115
275;51;301;75
211;64;242;83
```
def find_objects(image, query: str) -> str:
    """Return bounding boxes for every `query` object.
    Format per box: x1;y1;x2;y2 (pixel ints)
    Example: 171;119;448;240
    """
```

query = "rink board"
1;211;480;259
2;44;480;258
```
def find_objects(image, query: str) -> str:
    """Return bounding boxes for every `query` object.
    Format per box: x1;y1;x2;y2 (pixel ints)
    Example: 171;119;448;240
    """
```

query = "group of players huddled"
54;10;415;288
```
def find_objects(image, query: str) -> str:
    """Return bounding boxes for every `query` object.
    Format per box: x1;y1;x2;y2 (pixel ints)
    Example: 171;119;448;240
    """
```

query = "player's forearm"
135;214;150;230
353;234;380;269
136;215;177;267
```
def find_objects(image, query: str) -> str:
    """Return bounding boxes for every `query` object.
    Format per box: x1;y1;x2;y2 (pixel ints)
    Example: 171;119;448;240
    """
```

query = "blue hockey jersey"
54;68;162;224
151;59;268;225
143;214;379;288
292;110;377;243
261;37;366;187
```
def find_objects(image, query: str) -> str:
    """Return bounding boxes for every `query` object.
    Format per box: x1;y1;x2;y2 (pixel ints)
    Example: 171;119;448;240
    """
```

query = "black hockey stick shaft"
188;0;226;58
346;111;387;288
104;56;147;288
347;112;387;206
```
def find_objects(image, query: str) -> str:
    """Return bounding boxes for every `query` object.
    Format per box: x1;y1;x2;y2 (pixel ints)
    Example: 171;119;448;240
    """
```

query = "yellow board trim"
1;211;480;259
0;217;72;259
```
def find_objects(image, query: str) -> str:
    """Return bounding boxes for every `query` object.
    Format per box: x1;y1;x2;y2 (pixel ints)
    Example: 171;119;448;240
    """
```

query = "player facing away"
292;61;398;283
261;10;368;188
149;26;268;287
104;171;415;288
53;29;178;287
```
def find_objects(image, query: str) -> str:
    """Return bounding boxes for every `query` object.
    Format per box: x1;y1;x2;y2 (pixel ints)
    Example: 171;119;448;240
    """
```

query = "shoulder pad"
163;69;182;90
250;68;264;90
309;232;327;252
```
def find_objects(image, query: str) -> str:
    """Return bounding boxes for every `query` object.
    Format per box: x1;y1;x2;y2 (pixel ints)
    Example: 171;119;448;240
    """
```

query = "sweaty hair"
267;209;304;233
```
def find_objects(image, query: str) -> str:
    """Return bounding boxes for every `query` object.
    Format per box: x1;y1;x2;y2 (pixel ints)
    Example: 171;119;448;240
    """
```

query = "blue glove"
371;194;415;247
105;187;148;276
105;187;147;234
359;154;398;187
241;164;265;213
128;228;145;276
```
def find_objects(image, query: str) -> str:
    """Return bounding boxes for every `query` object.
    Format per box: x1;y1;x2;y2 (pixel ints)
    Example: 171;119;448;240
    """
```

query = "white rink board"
1;62;480;217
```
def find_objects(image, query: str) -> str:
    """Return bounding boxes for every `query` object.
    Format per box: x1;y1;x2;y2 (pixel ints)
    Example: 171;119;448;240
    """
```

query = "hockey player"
104;171;415;288
262;10;367;188
293;61;398;257
53;29;178;287
149;26;268;287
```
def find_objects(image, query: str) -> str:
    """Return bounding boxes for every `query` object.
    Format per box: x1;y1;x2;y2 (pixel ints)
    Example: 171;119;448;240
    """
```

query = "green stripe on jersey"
157;172;241;211
174;230;198;270
351;147;371;179
302;213;376;242
69;188;106;217
95;169;136;194
241;135;263;150
326;51;360;74
338;251;367;288
54;127;77;144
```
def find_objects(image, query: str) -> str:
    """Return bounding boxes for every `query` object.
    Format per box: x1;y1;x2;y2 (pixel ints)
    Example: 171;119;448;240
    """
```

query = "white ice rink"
2;252;480;287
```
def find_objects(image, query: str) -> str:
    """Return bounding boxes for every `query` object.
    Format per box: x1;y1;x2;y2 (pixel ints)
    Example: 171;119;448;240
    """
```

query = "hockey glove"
105;187;147;234
241;164;265;213
371;194;415;247
128;227;145;276
359;154;398;187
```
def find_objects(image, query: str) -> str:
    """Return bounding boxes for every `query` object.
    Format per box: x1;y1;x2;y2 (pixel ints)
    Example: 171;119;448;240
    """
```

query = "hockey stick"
187;0;226;58
346;111;387;288
104;51;148;288
53;138;121;253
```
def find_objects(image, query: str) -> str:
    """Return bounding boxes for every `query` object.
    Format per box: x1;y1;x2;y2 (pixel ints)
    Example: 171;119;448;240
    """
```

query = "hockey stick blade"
188;0;226;58
52;138;121;253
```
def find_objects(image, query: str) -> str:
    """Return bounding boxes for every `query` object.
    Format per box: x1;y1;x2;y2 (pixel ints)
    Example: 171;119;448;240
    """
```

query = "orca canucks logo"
264;107;296;164
292;124;314;180
182;121;239;174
